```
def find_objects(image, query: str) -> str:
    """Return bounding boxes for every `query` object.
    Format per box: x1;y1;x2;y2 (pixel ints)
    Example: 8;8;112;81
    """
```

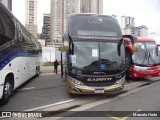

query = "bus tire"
0;77;13;105
35;66;40;77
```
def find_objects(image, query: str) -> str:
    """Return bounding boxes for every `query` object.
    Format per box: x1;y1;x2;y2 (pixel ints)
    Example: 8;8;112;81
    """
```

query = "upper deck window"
0;3;15;46
68;14;122;37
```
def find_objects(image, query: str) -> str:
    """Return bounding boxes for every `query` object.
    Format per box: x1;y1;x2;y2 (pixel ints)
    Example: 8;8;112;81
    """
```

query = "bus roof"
124;37;155;42
69;13;113;18
67;13;122;38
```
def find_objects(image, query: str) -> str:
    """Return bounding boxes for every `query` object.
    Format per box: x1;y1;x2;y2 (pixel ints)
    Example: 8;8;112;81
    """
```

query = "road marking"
19;87;35;90
124;82;141;87
24;82;142;111
25;99;79;111
106;109;141;120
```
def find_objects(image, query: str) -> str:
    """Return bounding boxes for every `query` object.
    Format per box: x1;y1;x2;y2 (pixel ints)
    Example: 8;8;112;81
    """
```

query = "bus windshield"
132;42;160;66
69;41;125;74
68;14;122;37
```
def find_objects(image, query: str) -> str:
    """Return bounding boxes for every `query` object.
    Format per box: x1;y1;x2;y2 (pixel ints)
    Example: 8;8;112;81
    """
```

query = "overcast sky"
12;0;160;38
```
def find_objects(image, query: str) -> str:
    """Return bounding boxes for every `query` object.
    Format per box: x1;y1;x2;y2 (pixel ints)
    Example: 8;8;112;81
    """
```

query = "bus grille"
84;82;114;87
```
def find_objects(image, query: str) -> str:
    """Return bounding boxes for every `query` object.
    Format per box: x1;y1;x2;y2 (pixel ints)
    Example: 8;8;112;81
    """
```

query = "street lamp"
61;0;64;79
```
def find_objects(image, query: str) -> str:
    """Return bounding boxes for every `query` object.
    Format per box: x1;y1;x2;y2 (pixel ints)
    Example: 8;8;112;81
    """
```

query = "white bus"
0;3;41;105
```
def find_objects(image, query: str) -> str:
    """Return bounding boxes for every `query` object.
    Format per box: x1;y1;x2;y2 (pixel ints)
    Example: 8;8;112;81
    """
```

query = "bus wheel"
35;66;40;77
0;78;13;105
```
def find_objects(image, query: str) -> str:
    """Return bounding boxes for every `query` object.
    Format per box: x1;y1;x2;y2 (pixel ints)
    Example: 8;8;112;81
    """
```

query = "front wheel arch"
0;73;14;105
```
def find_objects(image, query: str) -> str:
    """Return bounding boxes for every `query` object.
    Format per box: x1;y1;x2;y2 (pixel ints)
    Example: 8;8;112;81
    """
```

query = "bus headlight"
114;77;125;85
70;77;84;85
133;66;147;72
133;68;144;72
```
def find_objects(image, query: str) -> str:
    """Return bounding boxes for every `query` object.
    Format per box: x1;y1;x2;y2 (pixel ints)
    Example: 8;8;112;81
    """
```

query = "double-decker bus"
124;37;160;79
0;3;41;104
62;14;138;94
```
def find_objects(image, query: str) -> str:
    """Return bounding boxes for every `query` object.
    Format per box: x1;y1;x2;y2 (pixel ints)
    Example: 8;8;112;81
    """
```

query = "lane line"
19;87;36;90
24;82;142;112
106;109;142;120
25;99;79;111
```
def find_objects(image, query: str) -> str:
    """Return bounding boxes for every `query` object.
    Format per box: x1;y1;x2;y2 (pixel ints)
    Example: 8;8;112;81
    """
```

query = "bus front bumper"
131;69;160;78
67;78;125;94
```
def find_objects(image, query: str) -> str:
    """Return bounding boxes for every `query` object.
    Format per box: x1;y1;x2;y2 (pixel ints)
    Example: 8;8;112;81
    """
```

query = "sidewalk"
40;66;61;74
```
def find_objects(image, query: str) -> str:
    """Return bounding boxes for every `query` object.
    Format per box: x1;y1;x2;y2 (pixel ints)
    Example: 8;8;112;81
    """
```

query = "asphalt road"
59;79;160;120
0;72;159;120
0;73;151;111
0;74;72;111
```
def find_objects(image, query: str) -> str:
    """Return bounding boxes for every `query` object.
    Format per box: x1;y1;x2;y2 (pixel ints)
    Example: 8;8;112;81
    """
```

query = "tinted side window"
0;3;15;46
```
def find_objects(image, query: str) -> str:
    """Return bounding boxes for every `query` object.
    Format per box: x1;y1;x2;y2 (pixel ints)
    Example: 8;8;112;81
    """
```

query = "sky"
12;0;160;38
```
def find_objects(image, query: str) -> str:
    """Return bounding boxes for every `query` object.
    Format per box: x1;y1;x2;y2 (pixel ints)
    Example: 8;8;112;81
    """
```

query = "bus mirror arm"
123;35;139;52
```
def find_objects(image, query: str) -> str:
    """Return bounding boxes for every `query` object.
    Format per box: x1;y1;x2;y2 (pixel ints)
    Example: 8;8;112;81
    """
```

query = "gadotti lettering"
87;78;112;82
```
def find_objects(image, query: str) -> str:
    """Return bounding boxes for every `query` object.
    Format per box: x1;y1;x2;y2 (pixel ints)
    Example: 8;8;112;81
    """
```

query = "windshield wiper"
100;59;117;65
142;50;156;65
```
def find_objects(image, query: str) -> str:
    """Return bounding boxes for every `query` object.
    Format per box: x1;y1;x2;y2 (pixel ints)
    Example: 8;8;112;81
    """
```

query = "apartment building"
121;16;148;37
42;13;51;44
80;0;103;14
0;0;12;11
50;0;103;47
25;0;38;38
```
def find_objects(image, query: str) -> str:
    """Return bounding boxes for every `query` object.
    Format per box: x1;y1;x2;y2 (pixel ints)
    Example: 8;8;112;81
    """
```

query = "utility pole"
61;0;64;78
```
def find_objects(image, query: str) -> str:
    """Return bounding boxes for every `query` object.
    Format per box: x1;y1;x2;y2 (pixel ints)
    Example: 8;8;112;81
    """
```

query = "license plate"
95;89;104;93
146;75;151;78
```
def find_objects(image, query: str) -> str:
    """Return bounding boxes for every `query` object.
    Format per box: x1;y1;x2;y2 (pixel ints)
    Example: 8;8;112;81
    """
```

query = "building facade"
50;0;80;47
80;0;103;14
42;14;51;44
0;0;12;11
123;25;148;37
121;16;135;34
133;25;148;37
121;16;148;37
50;0;103;47
25;0;38;38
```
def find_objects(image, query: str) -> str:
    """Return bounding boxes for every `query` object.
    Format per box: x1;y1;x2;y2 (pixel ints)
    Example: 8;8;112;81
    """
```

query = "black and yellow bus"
62;14;138;94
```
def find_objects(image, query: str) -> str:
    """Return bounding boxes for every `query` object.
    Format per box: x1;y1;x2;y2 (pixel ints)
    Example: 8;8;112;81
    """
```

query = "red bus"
124;37;160;79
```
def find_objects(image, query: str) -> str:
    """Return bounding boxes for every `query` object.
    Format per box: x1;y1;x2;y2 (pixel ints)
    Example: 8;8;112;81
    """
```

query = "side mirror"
133;43;139;52
123;35;139;52
63;32;69;51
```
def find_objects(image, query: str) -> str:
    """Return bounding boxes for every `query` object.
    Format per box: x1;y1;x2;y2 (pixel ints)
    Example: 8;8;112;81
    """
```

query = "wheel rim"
4;82;12;99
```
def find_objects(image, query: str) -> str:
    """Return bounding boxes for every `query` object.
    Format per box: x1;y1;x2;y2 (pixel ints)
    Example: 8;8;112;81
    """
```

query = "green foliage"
42;62;53;66
58;46;64;52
